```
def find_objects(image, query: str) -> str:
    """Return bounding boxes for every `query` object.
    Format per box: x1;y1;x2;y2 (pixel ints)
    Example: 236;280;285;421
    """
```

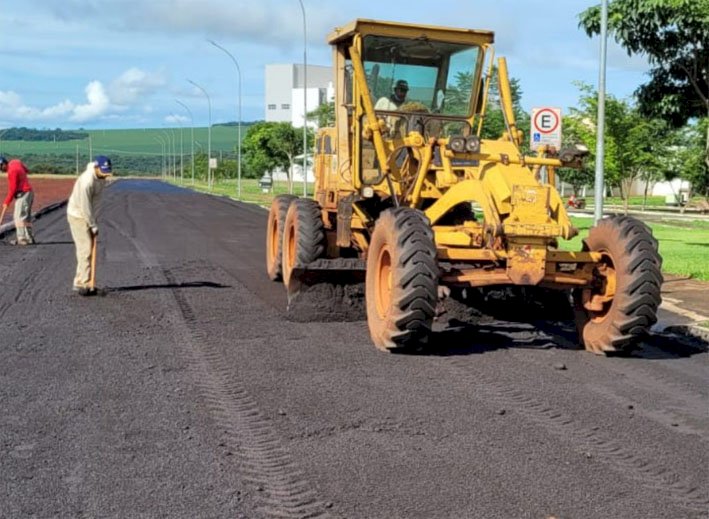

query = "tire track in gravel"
503;331;708;439
162;267;335;519
442;352;709;513
105;212;337;519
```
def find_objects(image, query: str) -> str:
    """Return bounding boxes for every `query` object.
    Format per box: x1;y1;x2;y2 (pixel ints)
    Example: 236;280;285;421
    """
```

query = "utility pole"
176;99;196;185
298;0;308;197
594;0;609;223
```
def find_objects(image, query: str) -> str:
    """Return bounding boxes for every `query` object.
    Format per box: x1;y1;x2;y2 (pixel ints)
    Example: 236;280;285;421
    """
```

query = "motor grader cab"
266;19;662;355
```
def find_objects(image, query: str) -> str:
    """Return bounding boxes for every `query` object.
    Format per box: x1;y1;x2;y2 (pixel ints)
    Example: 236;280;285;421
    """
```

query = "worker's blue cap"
0;156;7;166
94;155;112;174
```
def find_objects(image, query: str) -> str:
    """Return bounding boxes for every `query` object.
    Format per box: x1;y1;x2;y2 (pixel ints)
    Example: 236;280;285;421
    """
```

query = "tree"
669;119;709;200
241;121;314;192
566;83;672;212
444;67;530;145
579;0;709;169
558;115;595;197
479;67;530;145
307;101;335;128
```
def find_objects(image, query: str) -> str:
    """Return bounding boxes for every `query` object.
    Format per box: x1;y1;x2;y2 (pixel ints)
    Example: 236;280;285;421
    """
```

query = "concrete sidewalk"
657;274;709;342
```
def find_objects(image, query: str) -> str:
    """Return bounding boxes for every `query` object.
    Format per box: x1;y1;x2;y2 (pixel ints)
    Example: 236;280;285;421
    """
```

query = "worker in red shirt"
1;156;35;245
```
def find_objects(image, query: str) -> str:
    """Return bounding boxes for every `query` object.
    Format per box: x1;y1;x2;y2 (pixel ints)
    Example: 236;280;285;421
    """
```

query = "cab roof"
327;19;495;46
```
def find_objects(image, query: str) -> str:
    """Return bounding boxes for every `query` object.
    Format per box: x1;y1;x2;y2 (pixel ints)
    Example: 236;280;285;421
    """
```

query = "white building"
265;64;334;128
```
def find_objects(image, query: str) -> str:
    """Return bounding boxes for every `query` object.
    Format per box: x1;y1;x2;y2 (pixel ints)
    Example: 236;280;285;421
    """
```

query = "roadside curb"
0;200;68;239
662;324;709;344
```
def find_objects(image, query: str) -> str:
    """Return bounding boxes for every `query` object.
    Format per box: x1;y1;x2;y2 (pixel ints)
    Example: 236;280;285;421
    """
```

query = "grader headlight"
465;136;481;153
449;137;466;153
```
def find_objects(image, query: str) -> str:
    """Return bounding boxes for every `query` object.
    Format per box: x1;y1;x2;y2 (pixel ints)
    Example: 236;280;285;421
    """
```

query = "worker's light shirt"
374;96;401;111
67;165;107;230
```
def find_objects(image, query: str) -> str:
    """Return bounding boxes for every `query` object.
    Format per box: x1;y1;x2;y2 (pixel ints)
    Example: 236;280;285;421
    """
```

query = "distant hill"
1;127;89;142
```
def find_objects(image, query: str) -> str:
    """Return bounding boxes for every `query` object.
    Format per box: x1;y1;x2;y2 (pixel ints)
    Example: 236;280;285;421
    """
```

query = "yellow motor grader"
266;19;662;355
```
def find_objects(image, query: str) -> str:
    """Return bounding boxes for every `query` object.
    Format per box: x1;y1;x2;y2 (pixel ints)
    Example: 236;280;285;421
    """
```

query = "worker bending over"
67;156;112;295
1;156;36;245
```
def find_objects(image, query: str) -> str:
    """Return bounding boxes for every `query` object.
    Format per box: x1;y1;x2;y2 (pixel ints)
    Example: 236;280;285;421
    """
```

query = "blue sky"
0;0;650;130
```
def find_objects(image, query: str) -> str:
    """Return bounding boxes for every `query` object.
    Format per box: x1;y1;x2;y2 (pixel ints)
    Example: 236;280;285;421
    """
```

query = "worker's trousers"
68;215;93;289
13;191;35;243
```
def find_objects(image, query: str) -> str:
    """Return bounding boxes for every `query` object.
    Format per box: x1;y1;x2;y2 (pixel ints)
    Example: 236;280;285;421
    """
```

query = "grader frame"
266;19;662;354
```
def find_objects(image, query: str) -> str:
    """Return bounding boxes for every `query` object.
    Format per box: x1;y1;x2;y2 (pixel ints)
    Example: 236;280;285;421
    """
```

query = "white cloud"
70;81;111;122
29;0;337;47
0;67;166;125
109;68;168;105
165;114;189;124
1;89;74;121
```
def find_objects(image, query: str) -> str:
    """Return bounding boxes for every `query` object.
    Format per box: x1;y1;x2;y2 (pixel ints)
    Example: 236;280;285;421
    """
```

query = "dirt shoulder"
0;175;75;225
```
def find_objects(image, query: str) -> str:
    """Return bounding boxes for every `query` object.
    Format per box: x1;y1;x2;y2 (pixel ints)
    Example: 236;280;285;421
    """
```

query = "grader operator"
266;19;662;355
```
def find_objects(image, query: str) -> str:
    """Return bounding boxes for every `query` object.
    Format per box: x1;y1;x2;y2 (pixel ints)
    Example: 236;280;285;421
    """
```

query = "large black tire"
576;215;663;354
266;195;297;281
366;208;438;352
281;198;326;290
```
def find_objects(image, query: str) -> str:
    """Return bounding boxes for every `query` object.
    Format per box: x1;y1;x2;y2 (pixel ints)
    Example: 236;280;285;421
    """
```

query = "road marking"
660;298;708;323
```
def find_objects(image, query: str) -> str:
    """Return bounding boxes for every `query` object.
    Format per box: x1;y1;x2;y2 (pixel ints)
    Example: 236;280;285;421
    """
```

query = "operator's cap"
94;155;112;174
0;156;7;166
395;79;409;91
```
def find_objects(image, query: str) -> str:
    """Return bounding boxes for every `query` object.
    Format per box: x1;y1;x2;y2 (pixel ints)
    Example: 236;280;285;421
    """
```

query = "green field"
0;125;247;176
0;126;243;156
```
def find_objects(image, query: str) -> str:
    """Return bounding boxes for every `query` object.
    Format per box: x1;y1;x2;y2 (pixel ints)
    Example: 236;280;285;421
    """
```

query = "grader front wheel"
266;195;297;281
576;215;663;354
366;208;438;352
281;198;326;294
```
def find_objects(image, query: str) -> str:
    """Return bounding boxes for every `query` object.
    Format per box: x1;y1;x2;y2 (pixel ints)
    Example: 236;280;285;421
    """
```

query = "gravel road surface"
1;179;707;519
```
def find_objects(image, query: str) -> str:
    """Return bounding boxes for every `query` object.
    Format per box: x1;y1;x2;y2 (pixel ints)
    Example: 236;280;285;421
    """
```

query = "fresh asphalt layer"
0;179;707;519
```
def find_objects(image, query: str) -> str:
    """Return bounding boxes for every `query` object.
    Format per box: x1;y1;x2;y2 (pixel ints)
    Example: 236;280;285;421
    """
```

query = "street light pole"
154;136;166;179
188;79;212;189
594;0;609;224
176;99;196;185
0;128;10;154
161;130;172;178
168;126;177;180
208;39;243;200
297;0;308;197
173;115;184;184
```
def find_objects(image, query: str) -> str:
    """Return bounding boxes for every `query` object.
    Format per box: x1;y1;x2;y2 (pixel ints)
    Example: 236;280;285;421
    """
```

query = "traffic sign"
530;107;562;151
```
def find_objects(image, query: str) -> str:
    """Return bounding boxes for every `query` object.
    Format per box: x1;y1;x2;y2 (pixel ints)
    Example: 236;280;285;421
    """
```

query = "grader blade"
286;257;367;301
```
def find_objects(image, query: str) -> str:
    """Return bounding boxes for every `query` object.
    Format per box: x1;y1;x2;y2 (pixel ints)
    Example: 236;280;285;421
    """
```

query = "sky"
0;0;651;130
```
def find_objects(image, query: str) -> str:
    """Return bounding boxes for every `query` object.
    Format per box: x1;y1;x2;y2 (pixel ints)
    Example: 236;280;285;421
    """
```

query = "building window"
268;104;276;110
281;104;290;109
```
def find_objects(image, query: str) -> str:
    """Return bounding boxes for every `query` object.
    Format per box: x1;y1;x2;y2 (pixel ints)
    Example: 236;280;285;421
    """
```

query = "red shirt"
3;160;32;206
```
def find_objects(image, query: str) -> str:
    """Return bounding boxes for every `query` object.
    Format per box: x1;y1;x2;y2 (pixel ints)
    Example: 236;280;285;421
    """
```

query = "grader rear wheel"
281;198;326;292
366;208;438;352
266;195;297;281
576;215;662;355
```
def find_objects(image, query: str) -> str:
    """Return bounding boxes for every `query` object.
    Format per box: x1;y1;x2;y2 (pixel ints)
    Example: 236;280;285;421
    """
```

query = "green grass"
581;196;667;207
166;177;313;207
561;216;709;281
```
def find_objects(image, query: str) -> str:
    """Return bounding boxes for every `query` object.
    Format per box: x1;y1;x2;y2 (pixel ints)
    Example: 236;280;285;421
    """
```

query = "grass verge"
563;217;709;281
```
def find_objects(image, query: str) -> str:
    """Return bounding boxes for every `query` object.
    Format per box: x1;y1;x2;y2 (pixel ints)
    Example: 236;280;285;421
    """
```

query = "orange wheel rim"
375;245;393;318
268;217;278;264
286;224;296;272
590;250;616;323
